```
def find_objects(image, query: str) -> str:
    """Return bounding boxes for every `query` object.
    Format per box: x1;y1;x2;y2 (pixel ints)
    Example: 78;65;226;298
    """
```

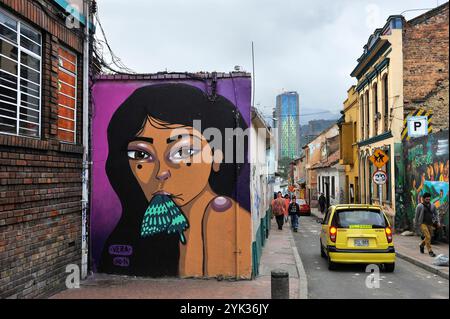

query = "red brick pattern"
403;3;449;131
0;0;86;299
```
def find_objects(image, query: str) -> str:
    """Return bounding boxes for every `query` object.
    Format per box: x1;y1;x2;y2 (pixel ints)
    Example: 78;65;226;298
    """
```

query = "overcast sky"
96;0;443;123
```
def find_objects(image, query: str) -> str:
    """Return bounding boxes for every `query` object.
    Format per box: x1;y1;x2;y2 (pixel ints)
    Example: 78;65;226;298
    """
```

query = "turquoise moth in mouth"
140;194;189;244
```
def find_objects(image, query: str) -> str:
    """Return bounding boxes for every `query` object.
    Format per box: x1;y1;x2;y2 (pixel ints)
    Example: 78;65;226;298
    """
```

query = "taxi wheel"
320;241;326;258
328;256;337;270
384;263;395;273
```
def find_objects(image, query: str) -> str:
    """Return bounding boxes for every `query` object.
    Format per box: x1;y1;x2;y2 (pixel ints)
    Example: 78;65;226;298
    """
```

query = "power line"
93;7;136;74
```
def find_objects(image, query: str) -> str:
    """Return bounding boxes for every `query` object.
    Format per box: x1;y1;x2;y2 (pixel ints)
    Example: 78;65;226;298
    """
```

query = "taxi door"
321;207;333;246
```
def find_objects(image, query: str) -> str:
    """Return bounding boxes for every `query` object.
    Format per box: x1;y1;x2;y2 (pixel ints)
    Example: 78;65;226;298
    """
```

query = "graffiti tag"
109;245;133;256
113;257;130;267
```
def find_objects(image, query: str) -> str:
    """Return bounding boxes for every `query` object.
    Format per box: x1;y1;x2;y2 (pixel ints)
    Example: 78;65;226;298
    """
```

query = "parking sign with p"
407;116;428;138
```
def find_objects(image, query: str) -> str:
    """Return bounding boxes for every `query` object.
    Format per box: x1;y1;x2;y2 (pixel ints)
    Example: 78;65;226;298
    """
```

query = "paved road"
292;215;449;299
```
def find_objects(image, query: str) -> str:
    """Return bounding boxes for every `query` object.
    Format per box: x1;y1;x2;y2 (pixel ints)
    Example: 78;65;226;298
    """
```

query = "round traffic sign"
372;170;387;185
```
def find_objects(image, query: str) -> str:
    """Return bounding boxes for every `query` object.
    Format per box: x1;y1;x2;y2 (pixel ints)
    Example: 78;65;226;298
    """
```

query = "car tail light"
329;226;337;242
385;227;393;243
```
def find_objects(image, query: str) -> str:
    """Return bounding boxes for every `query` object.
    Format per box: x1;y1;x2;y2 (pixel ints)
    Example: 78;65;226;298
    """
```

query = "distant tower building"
275;91;300;160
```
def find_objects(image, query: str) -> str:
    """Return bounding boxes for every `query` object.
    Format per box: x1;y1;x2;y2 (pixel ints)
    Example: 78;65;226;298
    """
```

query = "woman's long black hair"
100;83;249;276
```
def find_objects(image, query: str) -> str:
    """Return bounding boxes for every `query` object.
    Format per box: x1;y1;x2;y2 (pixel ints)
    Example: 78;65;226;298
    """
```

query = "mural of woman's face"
127;117;221;206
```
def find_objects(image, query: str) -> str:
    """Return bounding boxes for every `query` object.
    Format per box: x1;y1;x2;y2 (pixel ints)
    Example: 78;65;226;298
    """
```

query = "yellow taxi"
319;204;395;272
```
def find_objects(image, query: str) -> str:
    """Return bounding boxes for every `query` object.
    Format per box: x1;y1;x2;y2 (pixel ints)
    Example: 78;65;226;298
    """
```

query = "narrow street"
293;216;450;299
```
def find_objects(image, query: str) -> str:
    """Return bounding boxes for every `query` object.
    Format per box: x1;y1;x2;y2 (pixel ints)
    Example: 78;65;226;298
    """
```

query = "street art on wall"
400;130;449;241
91;80;252;278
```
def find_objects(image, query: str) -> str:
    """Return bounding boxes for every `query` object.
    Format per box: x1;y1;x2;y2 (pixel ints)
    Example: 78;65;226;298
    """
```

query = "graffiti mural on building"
91;80;252;278
401;130;449;241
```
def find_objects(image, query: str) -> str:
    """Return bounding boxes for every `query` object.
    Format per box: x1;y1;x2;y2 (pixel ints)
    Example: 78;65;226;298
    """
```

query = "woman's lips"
153;190;171;196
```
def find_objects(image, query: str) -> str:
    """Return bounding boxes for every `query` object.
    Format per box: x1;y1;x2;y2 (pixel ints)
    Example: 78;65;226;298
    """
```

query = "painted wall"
249;115;274;276
341;86;360;203
305;124;339;206
316;166;346;206
399;130;449;241
91;77;252;278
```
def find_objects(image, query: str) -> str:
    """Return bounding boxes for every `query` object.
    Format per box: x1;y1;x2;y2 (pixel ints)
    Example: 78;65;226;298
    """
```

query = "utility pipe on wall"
81;0;90;280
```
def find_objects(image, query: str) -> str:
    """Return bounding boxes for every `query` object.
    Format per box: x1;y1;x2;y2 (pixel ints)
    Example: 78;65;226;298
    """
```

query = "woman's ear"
212;149;223;172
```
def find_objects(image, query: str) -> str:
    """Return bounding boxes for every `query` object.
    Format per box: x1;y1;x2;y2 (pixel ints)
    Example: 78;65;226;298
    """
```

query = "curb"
287;230;308;299
395;252;449;280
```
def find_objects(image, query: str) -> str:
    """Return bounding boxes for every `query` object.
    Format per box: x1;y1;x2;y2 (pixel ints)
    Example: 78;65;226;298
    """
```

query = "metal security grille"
57;47;77;143
0;9;42;138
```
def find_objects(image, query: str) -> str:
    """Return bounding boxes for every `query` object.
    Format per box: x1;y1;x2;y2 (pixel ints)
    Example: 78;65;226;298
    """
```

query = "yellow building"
338;86;360;204
350;15;405;214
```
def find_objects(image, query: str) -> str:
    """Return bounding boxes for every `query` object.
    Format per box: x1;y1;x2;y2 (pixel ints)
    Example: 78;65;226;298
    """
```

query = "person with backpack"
415;192;440;257
272;192;286;230
288;195;301;232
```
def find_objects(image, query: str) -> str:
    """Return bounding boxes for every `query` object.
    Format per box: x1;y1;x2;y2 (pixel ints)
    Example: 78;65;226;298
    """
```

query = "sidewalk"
310;208;449;279
50;218;305;299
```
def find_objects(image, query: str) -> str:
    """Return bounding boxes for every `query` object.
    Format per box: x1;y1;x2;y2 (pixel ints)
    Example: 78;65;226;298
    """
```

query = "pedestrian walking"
415;192;440;257
284;194;290;223
319;193;326;214
288;196;301;232
272;192;286;230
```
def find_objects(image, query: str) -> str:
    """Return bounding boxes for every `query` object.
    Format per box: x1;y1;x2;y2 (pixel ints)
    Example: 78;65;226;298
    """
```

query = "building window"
373;83;378;135
383;75;389;131
331;176;335;198
0;9;41;138
360;95;364;141
318;176;321;193
57;47;77;143
353;121;357;143
365;91;369;139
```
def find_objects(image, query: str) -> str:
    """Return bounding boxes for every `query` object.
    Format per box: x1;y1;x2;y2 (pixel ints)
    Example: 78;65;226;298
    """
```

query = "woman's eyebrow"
166;134;201;144
130;137;154;144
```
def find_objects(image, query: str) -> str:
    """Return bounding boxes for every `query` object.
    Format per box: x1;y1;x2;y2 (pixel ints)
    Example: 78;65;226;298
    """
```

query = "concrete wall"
250;115;273;277
91;75;252;279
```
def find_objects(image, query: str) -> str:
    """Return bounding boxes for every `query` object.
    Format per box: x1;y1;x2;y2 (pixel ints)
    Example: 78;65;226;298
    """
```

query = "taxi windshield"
333;210;387;229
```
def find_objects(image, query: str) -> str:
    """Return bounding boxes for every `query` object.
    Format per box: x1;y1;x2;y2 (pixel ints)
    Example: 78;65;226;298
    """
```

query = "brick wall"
0;0;86;298
403;3;449;131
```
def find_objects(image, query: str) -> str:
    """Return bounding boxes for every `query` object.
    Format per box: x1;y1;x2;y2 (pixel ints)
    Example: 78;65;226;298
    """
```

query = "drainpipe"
81;0;90;280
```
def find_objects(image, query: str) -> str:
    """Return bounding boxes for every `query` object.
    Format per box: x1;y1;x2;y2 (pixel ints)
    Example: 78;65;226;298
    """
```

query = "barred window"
57;47;77;143
0;9;41;138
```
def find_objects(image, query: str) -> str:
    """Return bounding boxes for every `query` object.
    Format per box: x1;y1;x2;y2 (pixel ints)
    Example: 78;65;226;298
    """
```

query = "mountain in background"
261;108;340;128
299;119;337;152
299;108;340;125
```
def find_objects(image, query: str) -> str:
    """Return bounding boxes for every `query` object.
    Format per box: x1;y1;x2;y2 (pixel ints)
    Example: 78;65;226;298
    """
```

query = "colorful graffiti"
400;130;449;241
91;81;252;278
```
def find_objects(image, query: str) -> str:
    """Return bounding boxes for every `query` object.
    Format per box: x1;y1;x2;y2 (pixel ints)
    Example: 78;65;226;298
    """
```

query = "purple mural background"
91;77;251;271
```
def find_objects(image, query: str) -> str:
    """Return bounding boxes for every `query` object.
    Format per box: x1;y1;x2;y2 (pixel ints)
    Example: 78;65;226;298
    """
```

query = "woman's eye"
170;148;199;160
128;150;151;160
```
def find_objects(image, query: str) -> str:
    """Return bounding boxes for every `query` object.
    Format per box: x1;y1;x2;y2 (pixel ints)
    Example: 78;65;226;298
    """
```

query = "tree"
278;157;293;181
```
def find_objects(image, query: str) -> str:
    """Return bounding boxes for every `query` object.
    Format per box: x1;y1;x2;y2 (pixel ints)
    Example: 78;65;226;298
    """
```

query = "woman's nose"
156;169;171;181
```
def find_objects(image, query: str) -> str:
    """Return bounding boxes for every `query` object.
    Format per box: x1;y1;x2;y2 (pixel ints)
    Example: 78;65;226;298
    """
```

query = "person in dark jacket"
415;192;440;257
318;193;326;214
288;196;301;232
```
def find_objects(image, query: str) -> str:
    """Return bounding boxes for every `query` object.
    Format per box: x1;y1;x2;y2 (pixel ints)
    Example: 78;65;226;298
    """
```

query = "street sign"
373;170;387;185
369;149;389;168
407;116;428;138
